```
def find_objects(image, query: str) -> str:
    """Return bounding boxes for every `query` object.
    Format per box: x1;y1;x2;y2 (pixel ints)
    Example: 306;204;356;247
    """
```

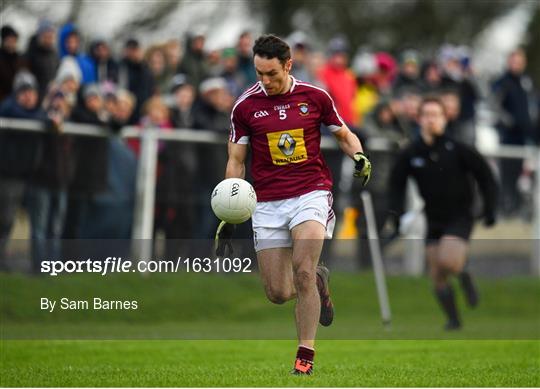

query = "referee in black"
388;96;498;330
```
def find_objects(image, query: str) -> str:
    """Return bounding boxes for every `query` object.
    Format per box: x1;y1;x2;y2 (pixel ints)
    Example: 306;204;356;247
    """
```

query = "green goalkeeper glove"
353;152;372;186
215;221;235;258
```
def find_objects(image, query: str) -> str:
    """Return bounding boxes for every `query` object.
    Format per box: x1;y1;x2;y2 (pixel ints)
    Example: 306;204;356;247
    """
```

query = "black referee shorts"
426;214;474;242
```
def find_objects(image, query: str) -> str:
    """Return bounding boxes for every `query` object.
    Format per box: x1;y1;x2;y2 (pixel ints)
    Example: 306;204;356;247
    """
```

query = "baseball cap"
400;49;419;65
199;77;227;94
327;36;349;55
13;71;38;93
83;84;102;99
222;47;237;58
37;19;55;35
169;73;190;93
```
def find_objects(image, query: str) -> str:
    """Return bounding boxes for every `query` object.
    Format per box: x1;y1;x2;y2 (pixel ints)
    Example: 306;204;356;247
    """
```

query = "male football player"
215;34;371;374
388;96;498;330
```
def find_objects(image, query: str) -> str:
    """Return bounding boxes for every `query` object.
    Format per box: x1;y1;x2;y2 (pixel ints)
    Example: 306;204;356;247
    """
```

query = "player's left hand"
353;152;371;186
215;221;235;257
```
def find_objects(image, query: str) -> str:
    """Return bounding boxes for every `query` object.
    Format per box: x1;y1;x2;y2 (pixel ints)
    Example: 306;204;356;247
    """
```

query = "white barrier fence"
1;117;539;275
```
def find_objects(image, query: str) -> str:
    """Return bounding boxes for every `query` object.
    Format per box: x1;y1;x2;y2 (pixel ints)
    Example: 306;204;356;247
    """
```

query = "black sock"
458;271;472;292
435;284;460;324
458;271;479;307
296;345;315;362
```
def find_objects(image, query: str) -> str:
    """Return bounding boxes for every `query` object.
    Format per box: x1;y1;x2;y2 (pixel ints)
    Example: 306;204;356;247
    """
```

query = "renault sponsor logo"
278;133;296;156
266;128;308;166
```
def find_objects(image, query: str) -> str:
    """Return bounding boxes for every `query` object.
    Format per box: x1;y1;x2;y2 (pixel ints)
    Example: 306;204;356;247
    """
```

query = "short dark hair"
1;25;18;42
510;46;525;55
253;34;291;65
66;29;80;38
125;38;140;49
418;95;446;116
239;30;251;39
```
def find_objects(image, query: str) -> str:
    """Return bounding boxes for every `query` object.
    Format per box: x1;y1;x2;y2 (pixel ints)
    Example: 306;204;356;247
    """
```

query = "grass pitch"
1;340;538;386
1;272;539;386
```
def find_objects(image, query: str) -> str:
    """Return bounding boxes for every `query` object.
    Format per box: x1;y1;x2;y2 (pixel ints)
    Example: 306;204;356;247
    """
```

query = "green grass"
1;340;539;386
1;272;539;386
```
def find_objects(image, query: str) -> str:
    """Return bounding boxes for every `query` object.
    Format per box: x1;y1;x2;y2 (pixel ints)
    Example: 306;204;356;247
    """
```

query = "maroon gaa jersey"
229;76;344;202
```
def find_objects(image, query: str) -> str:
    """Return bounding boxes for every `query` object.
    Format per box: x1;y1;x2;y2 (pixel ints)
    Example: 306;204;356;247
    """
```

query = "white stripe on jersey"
237;82;261;100
230;83;263;143
296;81;345;129
289;75;297;93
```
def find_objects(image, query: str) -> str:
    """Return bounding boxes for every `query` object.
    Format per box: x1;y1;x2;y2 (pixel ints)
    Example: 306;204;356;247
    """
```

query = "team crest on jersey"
298;102;309;116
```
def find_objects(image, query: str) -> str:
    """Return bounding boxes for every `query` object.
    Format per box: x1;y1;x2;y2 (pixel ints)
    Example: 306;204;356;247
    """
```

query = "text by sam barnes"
41;297;138;312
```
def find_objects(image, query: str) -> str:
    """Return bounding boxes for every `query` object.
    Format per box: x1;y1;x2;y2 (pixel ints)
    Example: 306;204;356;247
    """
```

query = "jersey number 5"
279;109;287;120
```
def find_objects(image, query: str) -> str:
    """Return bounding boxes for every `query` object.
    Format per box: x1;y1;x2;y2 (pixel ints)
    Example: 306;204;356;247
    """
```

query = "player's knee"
293;269;315;294
450;262;463;274
264;287;290;305
438;258;461;274
431;272;449;287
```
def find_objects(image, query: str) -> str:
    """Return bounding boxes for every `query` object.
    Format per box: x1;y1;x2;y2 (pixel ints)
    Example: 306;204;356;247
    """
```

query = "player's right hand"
381;212;400;240
353;152;372;186
484;212;496;227
215;221;235;257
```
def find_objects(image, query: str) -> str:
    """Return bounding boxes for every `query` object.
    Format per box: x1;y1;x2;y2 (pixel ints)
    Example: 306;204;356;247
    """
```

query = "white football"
211;178;257;224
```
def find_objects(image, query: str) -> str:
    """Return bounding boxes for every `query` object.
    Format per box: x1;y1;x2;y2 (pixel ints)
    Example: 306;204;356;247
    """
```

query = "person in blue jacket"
58;24;96;85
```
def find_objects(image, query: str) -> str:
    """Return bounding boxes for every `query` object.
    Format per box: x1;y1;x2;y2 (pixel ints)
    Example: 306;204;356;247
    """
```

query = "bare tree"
66;0;83;24
247;0;516;52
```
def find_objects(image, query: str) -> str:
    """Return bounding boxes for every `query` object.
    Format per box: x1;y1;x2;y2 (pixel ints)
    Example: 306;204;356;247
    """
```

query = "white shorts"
252;190;336;252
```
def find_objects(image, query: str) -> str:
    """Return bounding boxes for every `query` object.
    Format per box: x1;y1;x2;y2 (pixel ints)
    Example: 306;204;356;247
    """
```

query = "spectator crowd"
0;22;538;273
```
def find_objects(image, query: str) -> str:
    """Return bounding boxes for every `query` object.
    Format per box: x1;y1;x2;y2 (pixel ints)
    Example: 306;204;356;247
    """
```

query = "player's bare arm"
333;125;372;185
225;141;247;179
332;124;363;157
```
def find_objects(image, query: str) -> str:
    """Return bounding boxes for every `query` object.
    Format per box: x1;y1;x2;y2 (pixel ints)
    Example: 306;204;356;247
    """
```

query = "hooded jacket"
58;24;96;85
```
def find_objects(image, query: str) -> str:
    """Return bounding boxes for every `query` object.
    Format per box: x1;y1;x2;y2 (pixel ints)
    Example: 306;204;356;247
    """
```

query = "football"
211;178;257;224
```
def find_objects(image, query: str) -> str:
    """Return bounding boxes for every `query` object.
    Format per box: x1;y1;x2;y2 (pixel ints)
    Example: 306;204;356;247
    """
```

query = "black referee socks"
435;285;461;330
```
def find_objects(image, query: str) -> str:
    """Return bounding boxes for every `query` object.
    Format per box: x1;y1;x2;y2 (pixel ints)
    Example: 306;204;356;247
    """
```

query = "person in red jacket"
317;36;357;126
